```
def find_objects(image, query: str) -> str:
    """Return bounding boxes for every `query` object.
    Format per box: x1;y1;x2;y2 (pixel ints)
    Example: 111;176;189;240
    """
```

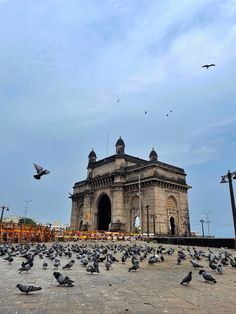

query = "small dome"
149;148;157;158
149;147;158;162
88;149;96;158
116;136;125;146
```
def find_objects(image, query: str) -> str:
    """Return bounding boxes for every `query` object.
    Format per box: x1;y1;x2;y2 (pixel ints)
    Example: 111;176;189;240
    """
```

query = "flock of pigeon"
0;239;235;295
32;64;216;180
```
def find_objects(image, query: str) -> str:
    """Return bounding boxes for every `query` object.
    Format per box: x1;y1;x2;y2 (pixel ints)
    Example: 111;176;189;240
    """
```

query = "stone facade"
70;137;191;236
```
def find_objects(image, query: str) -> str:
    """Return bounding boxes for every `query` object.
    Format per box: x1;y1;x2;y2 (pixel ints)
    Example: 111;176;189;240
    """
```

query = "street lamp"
150;214;157;236
22;199;32;224
201;212;211;237
200;219;205;237
138;175;142;234
0;205;10;243
220;170;236;239
146;205;150;238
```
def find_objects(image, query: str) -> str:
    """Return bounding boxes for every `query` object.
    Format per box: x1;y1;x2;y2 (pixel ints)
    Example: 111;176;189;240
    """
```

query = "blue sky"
1;0;236;237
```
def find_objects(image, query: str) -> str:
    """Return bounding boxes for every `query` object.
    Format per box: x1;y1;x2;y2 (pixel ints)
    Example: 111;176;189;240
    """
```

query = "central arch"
97;194;111;231
170;216;175;235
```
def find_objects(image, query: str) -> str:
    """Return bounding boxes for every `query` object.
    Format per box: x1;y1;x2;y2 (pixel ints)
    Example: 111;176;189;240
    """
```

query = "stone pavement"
0;241;236;314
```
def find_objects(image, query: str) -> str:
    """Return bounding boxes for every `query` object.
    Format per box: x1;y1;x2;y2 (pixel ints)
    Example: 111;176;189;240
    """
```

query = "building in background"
70;137;191;236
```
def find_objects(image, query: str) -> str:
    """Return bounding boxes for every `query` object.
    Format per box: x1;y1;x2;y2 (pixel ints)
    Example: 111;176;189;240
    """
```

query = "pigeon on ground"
180;271;192;286
18;262;33;274
43;261;48;270
62;260;75;270
8;256;14;264
199;270;217;283
16;284;42;294
190;260;203;269
86;265;99;274
177;256;181;265
33;163;50;180
53;272;74;287
230;258;236;267
128;263;139;272
54;259;60;269
105;257;112;271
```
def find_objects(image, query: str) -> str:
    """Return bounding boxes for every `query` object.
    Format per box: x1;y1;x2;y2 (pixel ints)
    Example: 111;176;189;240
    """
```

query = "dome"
116;136;125;146
88;149;97;158
149;147;158;162
149;148;157;158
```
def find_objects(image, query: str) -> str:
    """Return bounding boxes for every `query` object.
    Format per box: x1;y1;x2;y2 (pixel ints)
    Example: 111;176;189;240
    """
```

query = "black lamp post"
150;214;157;236
220;170;236;240
200;219;205;237
146;205;149;238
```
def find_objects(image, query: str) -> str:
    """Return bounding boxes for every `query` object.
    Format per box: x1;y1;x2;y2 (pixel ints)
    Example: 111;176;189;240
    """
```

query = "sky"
1;0;236;238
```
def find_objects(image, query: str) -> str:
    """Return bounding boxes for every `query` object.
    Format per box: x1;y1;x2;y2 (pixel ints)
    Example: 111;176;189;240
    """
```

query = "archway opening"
170;216;175;235
134;216;141;233
98;194;111;231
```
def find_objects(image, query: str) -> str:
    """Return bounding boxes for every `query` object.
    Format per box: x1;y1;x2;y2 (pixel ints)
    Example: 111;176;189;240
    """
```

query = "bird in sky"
117;99;120;103
145;110;147;115
202;64;215;69
166;110;173;117
33;163;50;180
180;271;192;286
16;284;42;294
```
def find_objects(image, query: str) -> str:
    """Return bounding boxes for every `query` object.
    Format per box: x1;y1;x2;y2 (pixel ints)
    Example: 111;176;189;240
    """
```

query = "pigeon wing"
33;163;43;174
43;169;50;175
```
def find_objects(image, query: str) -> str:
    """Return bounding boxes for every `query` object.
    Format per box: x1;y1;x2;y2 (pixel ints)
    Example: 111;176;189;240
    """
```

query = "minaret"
149;147;158;162
115;136;125;155
87;148;97;178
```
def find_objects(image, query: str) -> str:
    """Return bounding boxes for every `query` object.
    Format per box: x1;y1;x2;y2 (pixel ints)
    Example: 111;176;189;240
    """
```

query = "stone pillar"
111;183;125;231
82;191;92;231
179;190;191;236
70;200;79;230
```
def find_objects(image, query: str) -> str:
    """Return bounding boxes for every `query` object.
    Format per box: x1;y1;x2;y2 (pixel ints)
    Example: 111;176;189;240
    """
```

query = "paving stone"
0;241;235;314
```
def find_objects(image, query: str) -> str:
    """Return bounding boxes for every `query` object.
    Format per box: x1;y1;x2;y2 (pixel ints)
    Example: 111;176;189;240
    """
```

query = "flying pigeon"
33;163;50;180
180;271;192;286
166;110;173;117
202;64;215;69
16;284;42;294
53;272;74;287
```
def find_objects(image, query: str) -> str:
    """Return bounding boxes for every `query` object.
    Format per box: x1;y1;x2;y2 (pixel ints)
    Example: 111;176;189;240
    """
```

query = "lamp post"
146;205;150;238
138;175;142;234
0;205;10;243
22;199;32;224
201;212;211;237
220;170;236;240
200;219;205;237
150;214;157;236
